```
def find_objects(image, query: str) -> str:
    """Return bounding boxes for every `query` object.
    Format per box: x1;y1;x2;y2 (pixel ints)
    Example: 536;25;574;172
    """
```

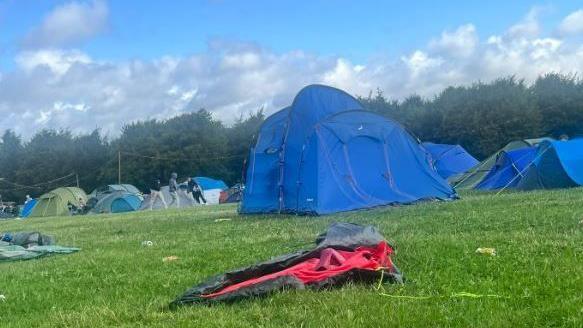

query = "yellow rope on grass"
378;292;510;300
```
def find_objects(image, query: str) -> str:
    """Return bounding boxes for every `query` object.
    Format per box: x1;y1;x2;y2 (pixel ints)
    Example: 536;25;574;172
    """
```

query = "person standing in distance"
186;177;207;205
168;172;180;208
150;178;168;210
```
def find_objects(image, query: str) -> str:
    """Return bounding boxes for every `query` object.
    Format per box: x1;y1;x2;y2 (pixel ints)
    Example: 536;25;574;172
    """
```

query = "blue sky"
0;1;582;136
2;0;580;65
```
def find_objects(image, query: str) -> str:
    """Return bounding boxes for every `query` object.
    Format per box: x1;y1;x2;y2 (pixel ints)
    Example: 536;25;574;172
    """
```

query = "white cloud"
401;51;443;77
507;7;543;39
1;6;583;137
22;0;108;48
429;24;478;58
15;49;92;75
557;9;583;36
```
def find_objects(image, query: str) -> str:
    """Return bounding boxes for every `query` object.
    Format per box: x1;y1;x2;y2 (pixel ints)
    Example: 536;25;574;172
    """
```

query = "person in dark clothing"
168;173;180;208
149;178;167;210
186;177;207;205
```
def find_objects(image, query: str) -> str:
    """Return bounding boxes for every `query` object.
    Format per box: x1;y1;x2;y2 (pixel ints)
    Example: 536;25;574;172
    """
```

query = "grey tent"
89;184;141;199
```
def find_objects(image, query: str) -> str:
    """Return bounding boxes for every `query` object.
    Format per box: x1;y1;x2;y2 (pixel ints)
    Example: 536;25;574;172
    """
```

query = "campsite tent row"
24;177;229;218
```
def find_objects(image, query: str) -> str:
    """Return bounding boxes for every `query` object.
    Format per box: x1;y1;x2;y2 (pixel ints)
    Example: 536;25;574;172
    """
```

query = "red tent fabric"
204;242;393;299
171;223;402;306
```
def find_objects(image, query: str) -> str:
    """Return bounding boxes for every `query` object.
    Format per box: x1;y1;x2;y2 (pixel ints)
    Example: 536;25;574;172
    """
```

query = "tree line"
1;73;582;202
0;109;265;202
360;73;583;158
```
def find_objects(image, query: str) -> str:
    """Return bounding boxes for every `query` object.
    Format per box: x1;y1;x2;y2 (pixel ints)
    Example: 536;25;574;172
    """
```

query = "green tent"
451;138;553;190
28;187;88;218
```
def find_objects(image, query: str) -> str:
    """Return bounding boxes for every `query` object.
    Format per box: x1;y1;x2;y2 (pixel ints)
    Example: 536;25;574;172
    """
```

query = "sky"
0;0;582;137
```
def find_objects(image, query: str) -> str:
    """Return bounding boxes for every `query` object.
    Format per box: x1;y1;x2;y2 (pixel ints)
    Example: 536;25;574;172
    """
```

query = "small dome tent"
89;184;141;199
517;139;583;190
475;147;537;190
422;142;479;179
192;177;227;204
29;187;88;218
241;85;456;215
451;138;553;189
90;191;142;214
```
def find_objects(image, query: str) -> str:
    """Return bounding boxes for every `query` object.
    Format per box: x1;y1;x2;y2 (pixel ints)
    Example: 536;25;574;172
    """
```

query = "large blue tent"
475;147;537;190
517;139;583;190
241;85;456;215
422;143;479;179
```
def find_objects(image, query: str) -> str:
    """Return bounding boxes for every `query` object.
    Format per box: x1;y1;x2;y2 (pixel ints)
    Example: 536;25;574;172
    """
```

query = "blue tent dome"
241;85;456;215
422;143;479;179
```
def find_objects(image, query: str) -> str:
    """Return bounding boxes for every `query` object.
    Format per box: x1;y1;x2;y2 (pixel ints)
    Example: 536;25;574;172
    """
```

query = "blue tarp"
20;199;37;218
475;147;537;190
517;139;583;190
241;84;456;215
422;143;479;179
193;177;228;190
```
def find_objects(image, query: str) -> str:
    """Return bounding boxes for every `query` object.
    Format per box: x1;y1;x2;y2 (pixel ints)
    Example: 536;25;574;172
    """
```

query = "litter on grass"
0;294;5;302
214;218;232;222
141;240;154;247
378;292;510;300
475;248;496;256
171;222;402;307
163;256;179;262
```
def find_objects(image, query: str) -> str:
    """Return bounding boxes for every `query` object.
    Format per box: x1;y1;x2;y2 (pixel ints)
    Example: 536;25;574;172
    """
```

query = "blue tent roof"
475;147;537;190
193;177;228;190
422;143;479;179
241;85;456;215
517;139;583;190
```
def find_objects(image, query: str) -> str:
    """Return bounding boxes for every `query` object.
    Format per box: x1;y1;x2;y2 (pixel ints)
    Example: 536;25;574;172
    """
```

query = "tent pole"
495;145;551;195
118;151;121;184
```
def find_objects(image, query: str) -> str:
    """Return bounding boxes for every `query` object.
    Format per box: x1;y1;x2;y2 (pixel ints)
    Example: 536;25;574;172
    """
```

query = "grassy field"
0;189;582;327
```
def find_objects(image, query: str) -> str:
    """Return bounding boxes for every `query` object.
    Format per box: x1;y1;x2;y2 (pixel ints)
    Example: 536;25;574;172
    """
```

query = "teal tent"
90;191;142;214
517;139;583;190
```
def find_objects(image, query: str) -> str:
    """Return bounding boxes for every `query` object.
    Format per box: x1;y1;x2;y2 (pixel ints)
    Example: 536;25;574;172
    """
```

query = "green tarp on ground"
451;138;553;190
29;187;88;218
0;232;79;262
0;243;80;262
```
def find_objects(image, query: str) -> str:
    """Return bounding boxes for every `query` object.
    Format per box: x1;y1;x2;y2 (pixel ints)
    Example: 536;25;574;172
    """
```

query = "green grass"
1;189;582;327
